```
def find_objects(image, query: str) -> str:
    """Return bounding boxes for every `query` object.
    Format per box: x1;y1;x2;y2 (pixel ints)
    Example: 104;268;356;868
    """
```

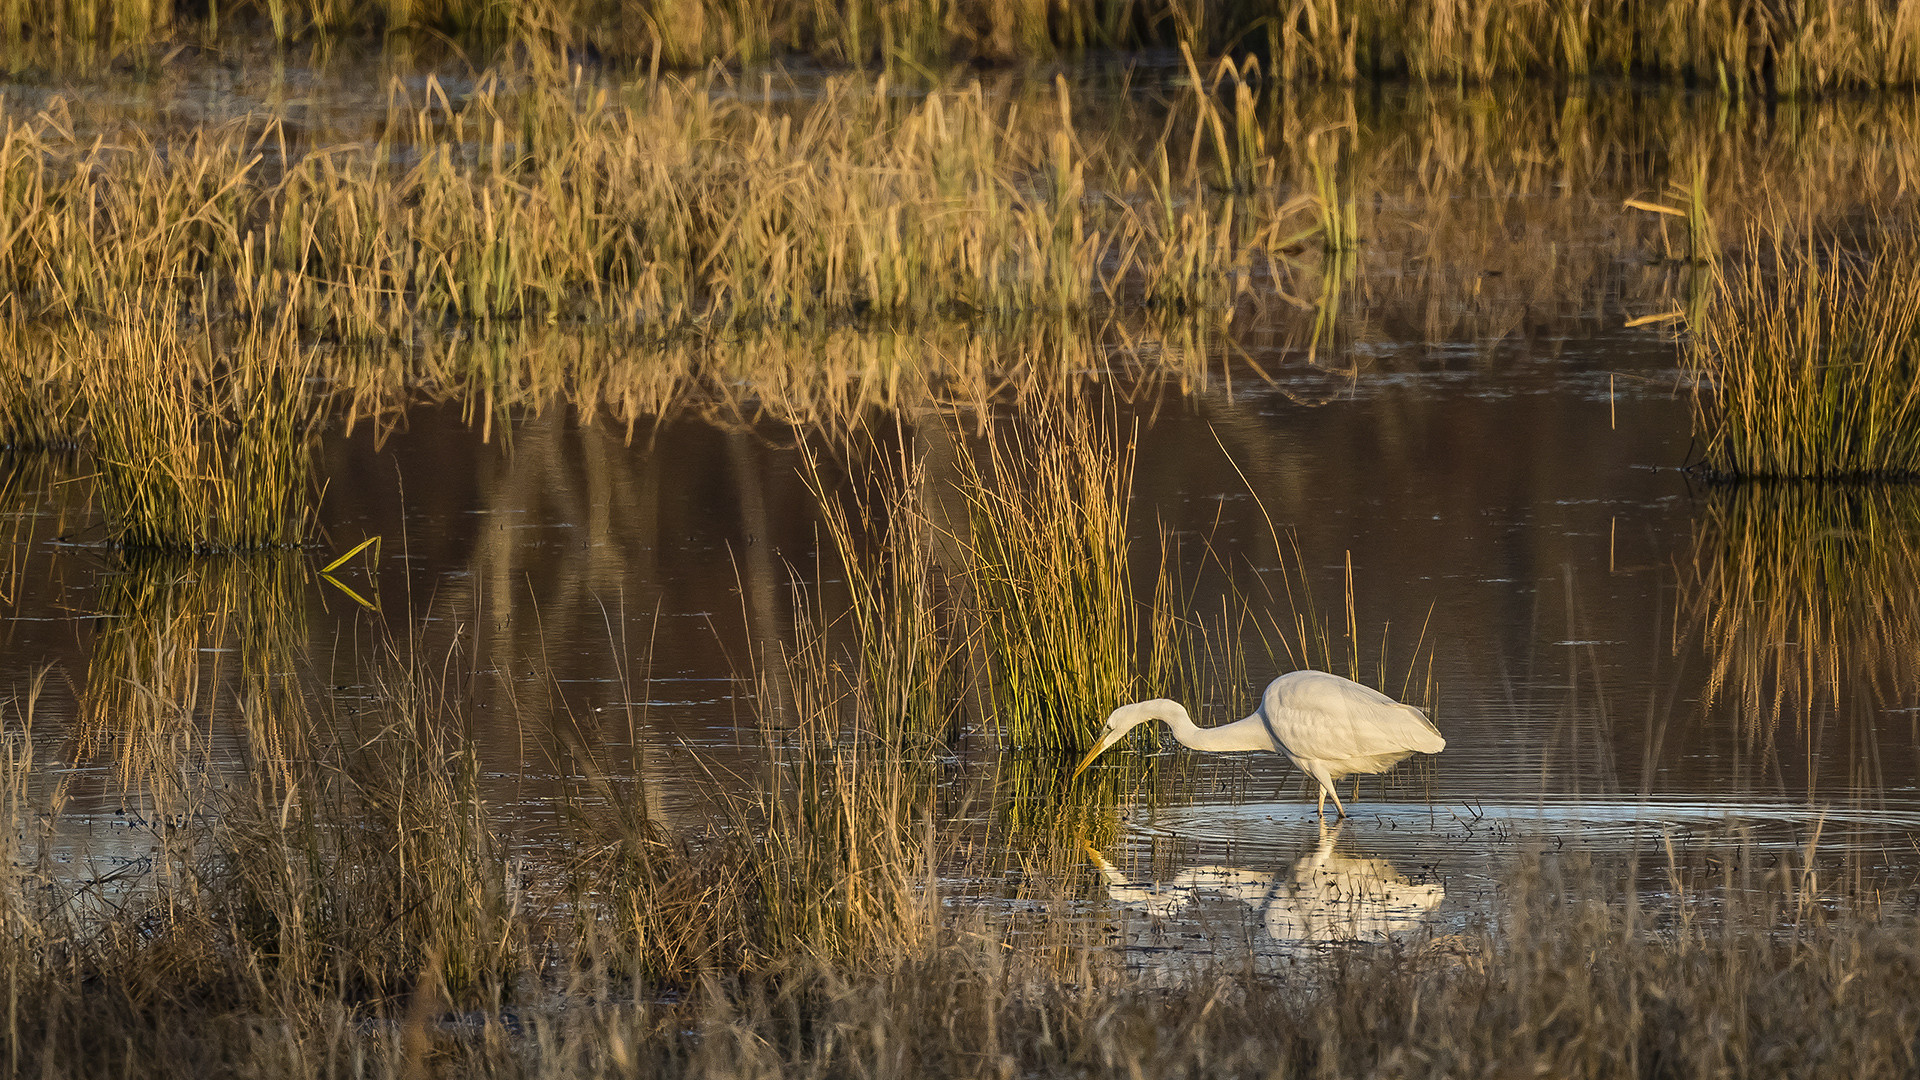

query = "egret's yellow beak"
1070;729;1122;780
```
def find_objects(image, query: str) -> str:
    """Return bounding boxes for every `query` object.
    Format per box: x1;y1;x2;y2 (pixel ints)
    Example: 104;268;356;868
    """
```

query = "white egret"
1071;670;1445;817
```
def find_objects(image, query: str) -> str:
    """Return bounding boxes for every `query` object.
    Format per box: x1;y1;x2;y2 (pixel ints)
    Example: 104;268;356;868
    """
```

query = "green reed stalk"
1309;141;1357;255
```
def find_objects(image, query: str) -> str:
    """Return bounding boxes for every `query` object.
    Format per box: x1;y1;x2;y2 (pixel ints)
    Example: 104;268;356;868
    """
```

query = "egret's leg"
1315;786;1326;818
1326;783;1348;818
1351;776;1360;800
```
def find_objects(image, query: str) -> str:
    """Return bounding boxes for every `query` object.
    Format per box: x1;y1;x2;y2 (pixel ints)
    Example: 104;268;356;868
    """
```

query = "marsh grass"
1307;136;1358;255
10;541;1920;1077
0;75;1300;341
564;559;943;976
731;709;940;962
211;694;525;1002
10;674;1920;1080
957;400;1150;750
0;323;79;451
1692;229;1920;480
1;77;1916;445
13;0;1920;93
78;309;319;551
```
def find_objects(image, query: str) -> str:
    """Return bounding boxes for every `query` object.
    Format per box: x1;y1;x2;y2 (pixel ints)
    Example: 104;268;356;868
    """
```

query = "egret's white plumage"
1071;669;1445;816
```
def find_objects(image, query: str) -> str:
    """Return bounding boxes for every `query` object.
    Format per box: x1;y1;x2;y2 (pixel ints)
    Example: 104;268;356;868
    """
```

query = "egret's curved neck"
1155;702;1236;752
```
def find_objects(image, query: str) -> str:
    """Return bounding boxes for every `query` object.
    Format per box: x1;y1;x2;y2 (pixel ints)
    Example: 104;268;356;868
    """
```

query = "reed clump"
1692;231;1920;480
958;401;1171;750
731;714;939;962
210;703;525;1002
803;435;962;746
76;308;318;552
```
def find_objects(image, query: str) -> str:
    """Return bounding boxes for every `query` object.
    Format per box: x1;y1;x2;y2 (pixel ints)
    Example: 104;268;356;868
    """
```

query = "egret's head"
1070;700;1174;780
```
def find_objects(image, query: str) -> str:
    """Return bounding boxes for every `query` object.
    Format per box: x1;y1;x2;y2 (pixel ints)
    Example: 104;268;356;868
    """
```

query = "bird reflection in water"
1085;823;1444;944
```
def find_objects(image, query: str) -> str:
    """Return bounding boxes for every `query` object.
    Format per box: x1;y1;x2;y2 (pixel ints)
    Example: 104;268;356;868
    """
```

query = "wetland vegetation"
6;4;1920;1076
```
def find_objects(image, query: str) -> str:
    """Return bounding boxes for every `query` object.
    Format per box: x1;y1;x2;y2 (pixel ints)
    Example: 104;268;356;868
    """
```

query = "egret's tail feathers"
1400;705;1446;753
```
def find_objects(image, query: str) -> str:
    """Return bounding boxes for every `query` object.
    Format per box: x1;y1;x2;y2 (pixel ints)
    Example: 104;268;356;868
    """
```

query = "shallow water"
6;71;1920;954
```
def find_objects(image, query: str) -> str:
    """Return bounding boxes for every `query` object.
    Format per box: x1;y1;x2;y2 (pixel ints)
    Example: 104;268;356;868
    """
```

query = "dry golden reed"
4;77;1919;443
802;434;963;746
958;400;1157;750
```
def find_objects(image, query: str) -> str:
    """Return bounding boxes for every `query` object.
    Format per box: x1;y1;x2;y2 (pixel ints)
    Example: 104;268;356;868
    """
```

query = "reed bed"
3;77;1919;443
212;695;525;1002
13;0;1920;95
802;433;963;746
732;682;941;961
0;73;1295;341
1692;230;1920;480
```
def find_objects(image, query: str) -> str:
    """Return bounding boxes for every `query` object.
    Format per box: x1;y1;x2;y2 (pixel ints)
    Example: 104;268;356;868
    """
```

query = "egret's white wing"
1259;670;1445;763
